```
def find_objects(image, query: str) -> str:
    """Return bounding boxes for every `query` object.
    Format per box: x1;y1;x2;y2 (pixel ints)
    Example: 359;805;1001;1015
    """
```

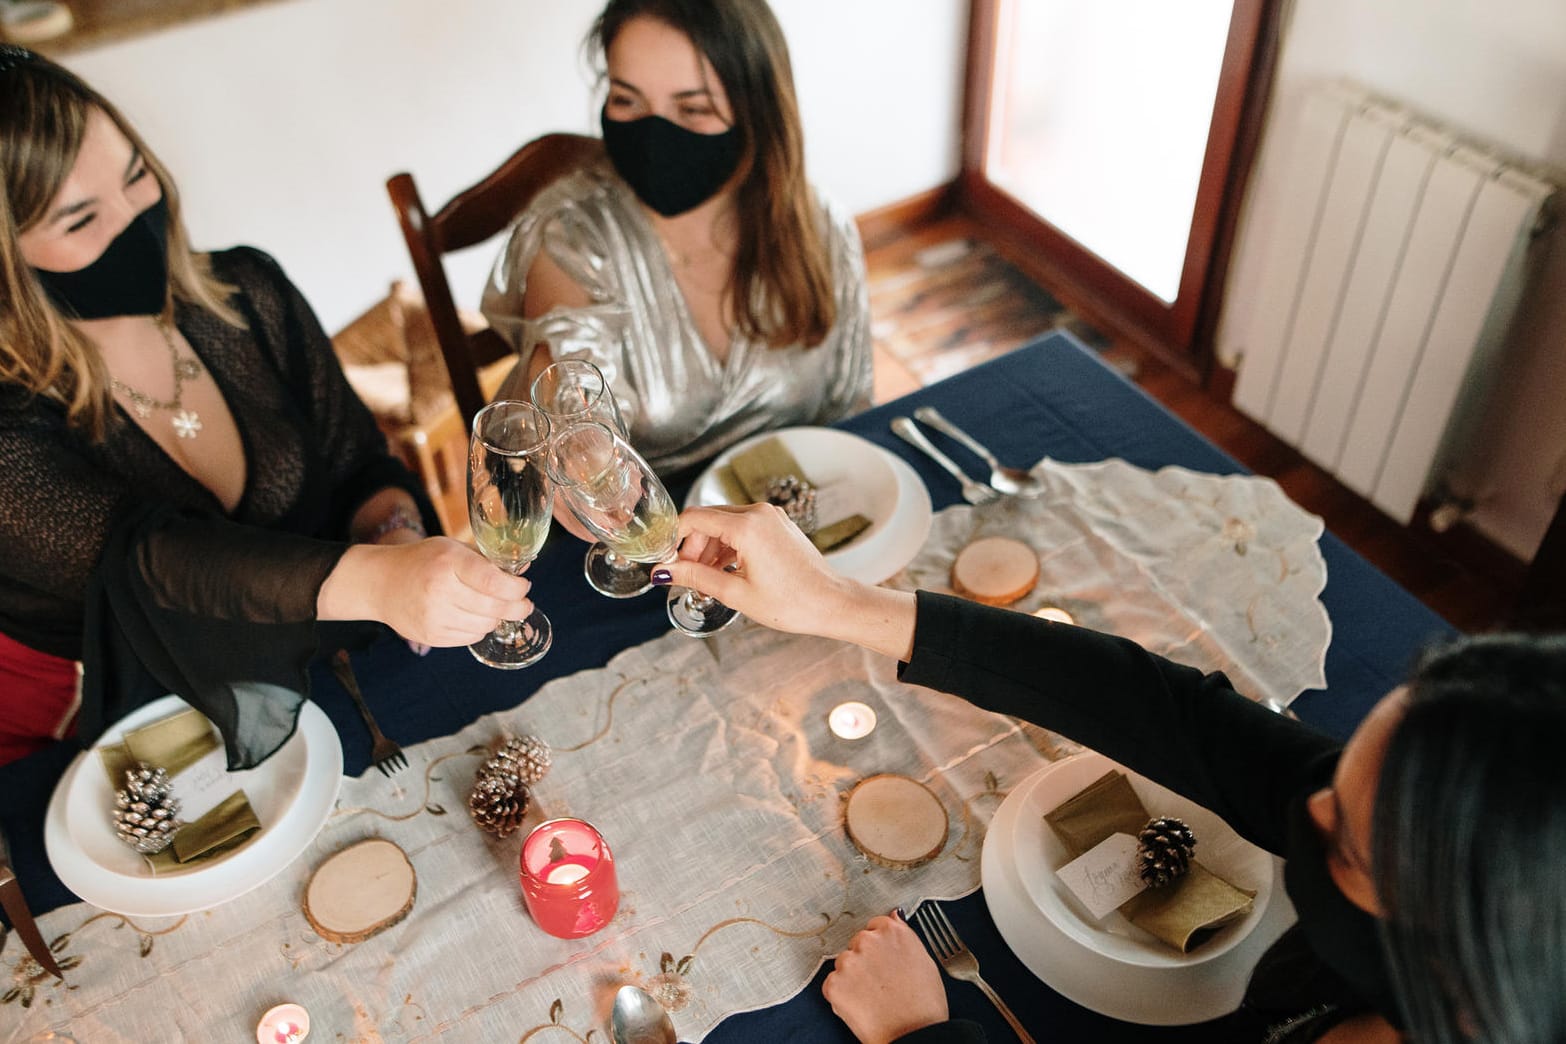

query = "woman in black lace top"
0;49;535;767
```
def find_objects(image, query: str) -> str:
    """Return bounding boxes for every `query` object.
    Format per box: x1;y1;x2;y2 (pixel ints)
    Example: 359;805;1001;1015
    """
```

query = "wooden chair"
385;132;604;431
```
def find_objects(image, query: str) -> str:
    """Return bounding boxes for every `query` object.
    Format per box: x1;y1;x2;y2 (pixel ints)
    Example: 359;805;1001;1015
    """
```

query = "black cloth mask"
33;195;171;319
600;110;743;217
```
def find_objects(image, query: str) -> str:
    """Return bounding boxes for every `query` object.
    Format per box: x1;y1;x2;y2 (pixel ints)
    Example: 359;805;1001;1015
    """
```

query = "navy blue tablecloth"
0;331;1454;1042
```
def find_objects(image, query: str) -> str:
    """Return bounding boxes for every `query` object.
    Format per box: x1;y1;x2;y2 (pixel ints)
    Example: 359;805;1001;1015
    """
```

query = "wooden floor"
864;214;1520;634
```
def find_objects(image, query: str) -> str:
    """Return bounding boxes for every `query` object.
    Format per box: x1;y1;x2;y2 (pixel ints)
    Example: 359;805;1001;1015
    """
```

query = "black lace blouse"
0;247;428;767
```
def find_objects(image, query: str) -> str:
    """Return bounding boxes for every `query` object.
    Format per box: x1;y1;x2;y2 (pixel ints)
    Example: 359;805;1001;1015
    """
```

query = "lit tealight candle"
1032;606;1075;626
828;701;877;740
256;1003;310;1044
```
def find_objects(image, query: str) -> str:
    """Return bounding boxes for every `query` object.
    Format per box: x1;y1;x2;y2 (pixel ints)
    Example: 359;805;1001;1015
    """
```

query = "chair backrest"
386;133;604;429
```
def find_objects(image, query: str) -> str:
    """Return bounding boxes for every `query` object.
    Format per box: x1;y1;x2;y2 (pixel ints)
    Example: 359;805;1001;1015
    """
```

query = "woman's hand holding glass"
317;536;535;649
467;400;555;668
662;504;917;660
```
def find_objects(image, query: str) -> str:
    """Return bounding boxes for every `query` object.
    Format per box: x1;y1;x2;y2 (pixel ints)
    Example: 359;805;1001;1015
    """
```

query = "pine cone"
469;771;530;838
764;475;819;535
481;734;552;785
112;763;183;855
1136;816;1197;887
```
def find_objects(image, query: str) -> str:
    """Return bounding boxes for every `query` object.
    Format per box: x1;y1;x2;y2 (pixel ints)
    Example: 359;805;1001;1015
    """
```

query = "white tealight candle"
545;862;592;885
1032;606;1075;626
828;701;877;740
256;1003;310;1044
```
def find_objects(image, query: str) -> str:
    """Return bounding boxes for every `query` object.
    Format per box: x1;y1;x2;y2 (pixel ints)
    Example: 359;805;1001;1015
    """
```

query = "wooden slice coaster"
302;838;416;944
951;536;1039;606
844;774;949;870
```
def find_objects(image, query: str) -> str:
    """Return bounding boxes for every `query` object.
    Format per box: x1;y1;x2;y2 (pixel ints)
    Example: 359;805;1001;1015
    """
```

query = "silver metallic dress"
481;160;873;476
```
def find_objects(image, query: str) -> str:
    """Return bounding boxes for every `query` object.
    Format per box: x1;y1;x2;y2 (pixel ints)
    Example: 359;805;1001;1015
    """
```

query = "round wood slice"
302;838;416;944
844;774;948;870
951;536;1039;606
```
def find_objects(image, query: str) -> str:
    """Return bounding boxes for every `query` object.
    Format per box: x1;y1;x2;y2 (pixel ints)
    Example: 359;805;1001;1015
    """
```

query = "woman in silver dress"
482;0;873;478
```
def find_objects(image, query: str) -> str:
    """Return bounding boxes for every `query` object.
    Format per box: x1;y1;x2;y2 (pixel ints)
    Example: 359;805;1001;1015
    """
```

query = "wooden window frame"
958;0;1285;382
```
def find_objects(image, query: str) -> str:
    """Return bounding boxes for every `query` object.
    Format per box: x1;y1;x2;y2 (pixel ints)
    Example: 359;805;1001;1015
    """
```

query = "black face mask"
32;195;170;319
600;110;743;218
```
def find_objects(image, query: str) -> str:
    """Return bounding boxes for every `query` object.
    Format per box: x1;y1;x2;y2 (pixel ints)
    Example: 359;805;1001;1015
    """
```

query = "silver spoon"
913;406;1047;498
610;985;676;1044
891;418;1000;505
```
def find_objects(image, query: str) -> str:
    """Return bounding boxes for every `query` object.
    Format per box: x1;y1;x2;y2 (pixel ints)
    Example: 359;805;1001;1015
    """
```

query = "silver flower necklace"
112;318;204;439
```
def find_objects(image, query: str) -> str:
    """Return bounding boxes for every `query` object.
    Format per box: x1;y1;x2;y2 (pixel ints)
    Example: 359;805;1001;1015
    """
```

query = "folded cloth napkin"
720;438;871;552
1045;769;1255;953
99;708;263;874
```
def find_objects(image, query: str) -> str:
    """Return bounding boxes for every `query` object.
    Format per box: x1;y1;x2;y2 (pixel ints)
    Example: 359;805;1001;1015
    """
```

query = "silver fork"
891;418;1000;505
912;902;1036;1044
331;649;408;776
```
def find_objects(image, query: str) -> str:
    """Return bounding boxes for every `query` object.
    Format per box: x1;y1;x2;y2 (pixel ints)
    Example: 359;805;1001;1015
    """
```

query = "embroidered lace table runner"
7;461;1329;1042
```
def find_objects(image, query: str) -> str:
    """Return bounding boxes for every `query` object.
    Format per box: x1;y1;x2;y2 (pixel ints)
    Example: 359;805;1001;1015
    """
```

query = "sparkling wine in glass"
468;400;554;668
548;421;737;637
530;360;649;599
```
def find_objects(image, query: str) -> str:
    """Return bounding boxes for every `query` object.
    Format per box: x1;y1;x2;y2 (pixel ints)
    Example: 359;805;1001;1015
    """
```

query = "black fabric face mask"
600;110;743;218
32;195;171;319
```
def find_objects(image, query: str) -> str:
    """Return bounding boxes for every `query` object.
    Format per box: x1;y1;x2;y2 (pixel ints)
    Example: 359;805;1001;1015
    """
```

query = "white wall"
1217;0;1566;561
62;0;966;332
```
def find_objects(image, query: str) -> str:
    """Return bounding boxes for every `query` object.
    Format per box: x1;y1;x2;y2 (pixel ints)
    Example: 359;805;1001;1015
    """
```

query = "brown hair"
0;50;242;440
590;0;836;349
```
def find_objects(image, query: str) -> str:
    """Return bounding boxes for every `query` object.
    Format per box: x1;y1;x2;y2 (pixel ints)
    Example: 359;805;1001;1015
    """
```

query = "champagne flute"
530;360;649;599
468;400;554;668
547;421;738;637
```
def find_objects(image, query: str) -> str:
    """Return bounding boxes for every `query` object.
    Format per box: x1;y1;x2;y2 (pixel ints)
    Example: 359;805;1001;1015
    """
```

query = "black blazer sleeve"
898;592;1340;855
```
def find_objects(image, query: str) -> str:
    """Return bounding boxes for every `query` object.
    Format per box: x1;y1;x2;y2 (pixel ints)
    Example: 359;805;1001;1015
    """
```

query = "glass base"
469;609;552;669
666;589;738;638
583;544;653;598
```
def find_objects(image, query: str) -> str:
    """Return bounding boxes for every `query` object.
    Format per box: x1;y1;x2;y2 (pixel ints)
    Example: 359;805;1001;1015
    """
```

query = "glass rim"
519;816;609;882
473;399;552;458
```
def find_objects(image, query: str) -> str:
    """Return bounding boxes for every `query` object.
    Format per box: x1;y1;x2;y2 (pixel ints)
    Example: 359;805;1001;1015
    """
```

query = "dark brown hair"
590;0;836;349
1372;632;1566;1042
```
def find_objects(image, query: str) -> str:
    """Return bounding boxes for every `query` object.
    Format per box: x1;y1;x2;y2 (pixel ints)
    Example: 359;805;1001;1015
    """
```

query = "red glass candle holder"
519;818;619;938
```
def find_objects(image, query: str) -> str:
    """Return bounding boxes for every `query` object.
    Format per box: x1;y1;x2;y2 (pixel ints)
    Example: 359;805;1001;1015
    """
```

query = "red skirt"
0;631;80;765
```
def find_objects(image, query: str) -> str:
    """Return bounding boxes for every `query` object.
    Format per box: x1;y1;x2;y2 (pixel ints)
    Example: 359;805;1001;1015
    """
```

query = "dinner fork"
912;901;1036;1044
891;418;1001;505
330;649;408;776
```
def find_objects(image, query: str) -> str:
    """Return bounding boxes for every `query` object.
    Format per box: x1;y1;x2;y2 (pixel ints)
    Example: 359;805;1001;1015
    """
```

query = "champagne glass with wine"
467;400;554;668
530;360;648;598
547;421;737;637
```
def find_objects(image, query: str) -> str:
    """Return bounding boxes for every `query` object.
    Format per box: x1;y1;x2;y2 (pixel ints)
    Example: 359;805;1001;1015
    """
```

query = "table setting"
0;332;1457;1043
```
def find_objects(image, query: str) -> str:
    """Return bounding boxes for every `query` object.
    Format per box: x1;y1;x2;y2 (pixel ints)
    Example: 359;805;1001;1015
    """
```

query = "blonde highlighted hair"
0;50;242;441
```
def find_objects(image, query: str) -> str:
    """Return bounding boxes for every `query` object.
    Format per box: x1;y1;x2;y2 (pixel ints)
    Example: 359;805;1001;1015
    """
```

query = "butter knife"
0;825;63;978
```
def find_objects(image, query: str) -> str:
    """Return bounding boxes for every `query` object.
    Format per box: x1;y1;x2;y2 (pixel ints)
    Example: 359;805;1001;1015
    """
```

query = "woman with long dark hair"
482;0;871;477
0;48;535;767
658;503;1566;1043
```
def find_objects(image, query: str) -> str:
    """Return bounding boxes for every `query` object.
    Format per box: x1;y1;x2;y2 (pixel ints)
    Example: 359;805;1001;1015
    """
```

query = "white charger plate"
686;427;933;584
980;755;1296;1025
45;695;342;917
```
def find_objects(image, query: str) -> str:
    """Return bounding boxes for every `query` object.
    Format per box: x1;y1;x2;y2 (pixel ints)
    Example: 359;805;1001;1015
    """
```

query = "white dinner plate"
45;695;342;917
1011;751;1273;967
980;754;1296;1025
686;427;933;584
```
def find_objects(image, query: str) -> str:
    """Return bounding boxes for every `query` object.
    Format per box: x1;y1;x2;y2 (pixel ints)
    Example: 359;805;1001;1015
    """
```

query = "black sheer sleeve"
898;592;1340;855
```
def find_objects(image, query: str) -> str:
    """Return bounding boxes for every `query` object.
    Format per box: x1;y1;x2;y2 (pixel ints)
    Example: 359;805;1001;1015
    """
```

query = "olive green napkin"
720;438;872;552
98;708;263;873
1044;769;1255;953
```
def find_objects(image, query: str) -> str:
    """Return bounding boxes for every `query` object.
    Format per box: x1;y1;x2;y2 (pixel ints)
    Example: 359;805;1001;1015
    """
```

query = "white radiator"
1230;83;1555;525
